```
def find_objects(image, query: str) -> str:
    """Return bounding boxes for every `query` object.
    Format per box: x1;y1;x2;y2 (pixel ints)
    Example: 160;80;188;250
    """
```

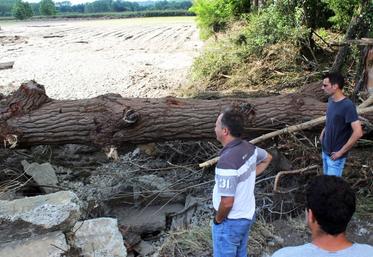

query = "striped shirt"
213;139;268;220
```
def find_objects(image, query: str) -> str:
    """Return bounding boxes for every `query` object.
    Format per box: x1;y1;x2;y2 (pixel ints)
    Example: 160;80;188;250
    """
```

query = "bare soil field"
0;17;203;99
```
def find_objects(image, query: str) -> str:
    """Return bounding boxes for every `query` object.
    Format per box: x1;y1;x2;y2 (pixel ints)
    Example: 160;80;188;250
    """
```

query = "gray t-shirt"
272;243;373;257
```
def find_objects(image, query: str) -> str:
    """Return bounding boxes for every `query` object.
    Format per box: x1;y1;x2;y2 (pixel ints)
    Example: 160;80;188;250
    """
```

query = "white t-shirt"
272;243;373;257
213;139;268;220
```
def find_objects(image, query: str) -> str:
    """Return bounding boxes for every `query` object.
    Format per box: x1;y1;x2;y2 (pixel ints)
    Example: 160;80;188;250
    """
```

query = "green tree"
12;0;33;20
40;0;57;16
322;0;359;30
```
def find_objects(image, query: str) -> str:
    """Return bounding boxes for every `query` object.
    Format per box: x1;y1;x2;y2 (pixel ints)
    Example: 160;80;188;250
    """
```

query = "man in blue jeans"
212;107;272;257
320;72;363;176
271;175;373;257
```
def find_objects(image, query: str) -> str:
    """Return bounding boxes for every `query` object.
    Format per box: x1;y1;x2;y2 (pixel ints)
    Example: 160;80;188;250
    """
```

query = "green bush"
40;0;56;16
242;4;307;53
189;0;251;39
190;1;310;89
12;0;33;20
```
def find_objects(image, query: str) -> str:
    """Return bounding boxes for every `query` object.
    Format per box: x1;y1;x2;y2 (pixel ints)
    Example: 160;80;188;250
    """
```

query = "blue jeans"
212;218;254;257
322;151;347;177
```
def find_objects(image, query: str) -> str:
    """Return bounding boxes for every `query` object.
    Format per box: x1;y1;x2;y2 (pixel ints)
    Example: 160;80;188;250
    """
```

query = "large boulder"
72;217;127;257
0;191;81;242
0;231;68;257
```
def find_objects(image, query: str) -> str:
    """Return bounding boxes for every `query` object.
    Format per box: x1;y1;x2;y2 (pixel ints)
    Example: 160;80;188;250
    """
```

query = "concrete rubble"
0;231;68;257
21;160;59;193
0;191;81;242
0;191;127;257
72;217;127;257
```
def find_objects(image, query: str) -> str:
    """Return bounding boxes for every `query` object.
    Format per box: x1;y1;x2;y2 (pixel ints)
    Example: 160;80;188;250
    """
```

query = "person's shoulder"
341;97;356;107
271;244;312;257
351;243;373;253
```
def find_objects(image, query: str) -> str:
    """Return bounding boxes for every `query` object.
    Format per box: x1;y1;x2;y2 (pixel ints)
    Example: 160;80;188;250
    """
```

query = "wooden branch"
199;105;373;168
273;165;319;193
359;96;373;108
331;38;373;46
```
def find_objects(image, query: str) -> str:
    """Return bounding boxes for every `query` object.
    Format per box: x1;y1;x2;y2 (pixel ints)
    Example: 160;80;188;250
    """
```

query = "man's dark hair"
306;175;355;235
220;107;244;137
323;72;345;89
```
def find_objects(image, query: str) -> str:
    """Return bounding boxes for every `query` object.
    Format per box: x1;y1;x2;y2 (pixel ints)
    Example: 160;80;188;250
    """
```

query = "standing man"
320;72;363;176
212;107;272;257
271;175;373;257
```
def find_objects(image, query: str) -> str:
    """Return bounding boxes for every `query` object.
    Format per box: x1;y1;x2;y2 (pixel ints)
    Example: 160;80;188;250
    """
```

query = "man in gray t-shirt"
272;176;373;257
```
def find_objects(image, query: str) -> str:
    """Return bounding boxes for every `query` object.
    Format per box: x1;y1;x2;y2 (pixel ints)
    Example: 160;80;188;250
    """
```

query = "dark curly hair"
306;175;356;235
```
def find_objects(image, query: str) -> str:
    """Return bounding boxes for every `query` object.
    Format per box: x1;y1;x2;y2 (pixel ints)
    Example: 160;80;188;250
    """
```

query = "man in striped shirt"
212;107;272;257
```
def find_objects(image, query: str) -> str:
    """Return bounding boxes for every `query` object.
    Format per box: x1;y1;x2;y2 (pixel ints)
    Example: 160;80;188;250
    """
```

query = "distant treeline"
0;0;193;17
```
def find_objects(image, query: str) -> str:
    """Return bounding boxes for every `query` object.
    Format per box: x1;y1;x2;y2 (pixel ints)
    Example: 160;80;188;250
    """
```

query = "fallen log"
1;81;373;148
0;61;14;70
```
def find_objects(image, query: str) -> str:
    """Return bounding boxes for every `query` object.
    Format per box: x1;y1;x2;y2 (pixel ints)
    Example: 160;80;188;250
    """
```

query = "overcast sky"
26;0;146;4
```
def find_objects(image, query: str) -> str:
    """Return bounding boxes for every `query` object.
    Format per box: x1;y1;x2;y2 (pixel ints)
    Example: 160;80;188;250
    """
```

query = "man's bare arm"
215;196;234;223
320;127;325;142
256;154;272;176
331;120;363;160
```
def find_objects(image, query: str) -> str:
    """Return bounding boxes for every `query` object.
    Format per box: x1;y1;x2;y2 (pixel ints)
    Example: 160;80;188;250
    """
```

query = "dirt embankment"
0;17;203;99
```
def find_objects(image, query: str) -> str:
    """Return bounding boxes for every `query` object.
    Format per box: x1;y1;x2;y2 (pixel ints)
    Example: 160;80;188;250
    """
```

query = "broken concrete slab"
73;217;127;257
0;191;81;242
112;204;184;235
21;160;58;193
0;231;68;257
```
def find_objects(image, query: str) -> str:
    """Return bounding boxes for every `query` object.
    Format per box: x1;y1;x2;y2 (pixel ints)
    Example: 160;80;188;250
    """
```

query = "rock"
112;204;184;236
72;217;127;257
133;240;155;256
170;195;199;230
0;231;68;257
268;149;292;171
119;226;141;251
132;175;183;205
21;160;58;193
0;191;81;242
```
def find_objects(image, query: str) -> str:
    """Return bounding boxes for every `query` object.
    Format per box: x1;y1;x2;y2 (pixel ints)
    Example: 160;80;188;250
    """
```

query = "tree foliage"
12;0;33;20
39;0;57;16
321;0;359;30
189;0;250;39
1;0;16;16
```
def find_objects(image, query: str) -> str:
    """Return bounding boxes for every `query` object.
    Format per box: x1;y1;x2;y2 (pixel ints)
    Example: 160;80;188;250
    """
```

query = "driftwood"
273;165;319;193
0;62;14;70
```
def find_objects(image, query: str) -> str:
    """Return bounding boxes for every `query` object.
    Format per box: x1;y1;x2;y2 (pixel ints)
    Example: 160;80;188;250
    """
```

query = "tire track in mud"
0;18;203;99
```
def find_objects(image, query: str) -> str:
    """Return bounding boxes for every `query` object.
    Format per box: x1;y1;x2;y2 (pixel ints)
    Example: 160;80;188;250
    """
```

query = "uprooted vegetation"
181;23;341;97
181;0;372;98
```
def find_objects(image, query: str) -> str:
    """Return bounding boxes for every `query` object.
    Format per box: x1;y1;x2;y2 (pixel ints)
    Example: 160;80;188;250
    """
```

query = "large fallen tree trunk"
1;81;373;148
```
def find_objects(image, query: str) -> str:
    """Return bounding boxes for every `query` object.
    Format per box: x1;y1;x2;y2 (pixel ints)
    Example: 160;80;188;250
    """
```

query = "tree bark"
1;81;373;148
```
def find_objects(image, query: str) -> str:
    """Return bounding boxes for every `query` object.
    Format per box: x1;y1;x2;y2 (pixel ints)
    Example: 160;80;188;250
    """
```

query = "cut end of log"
3;134;18;149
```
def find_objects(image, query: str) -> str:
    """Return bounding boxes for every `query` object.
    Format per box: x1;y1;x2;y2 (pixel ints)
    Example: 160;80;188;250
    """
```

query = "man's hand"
215;196;234;224
331;151;343;160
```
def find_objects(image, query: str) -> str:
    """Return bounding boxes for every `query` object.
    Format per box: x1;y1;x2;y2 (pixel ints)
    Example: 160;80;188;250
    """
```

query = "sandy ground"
0;17;203;99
